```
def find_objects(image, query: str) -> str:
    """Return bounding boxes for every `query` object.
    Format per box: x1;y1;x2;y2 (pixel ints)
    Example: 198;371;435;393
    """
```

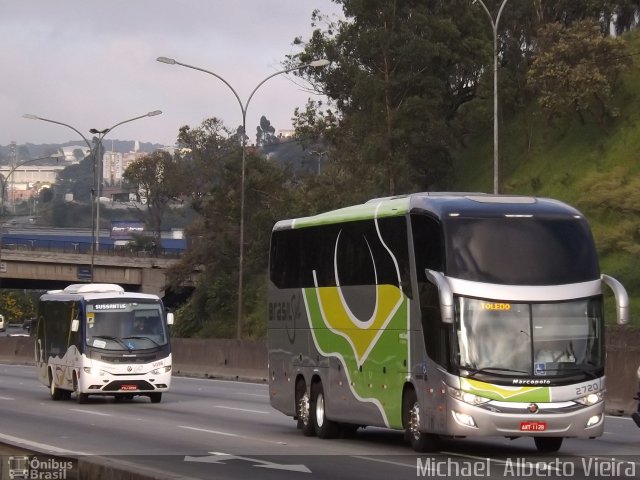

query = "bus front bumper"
443;397;604;438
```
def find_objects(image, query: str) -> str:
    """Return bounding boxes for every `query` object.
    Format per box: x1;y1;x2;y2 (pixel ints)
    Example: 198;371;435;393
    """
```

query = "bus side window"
411;214;448;367
411;214;444;281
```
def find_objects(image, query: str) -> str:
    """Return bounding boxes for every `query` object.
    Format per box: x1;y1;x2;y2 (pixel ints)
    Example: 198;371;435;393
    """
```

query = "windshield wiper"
122;335;161;347
90;335;131;350
460;365;529;377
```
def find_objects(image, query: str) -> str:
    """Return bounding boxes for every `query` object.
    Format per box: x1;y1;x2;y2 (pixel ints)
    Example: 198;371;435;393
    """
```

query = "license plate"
520;421;546;431
121;385;137;391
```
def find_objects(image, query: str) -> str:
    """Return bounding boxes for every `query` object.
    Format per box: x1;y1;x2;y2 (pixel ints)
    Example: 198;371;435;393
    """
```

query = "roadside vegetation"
167;2;640;338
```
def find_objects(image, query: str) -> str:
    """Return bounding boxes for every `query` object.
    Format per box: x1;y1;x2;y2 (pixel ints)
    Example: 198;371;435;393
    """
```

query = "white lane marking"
179;426;240;438
352;455;415;469
0;396;15;400
178;425;288;445
68;408;112;417
214;405;269;414
0;432;91;455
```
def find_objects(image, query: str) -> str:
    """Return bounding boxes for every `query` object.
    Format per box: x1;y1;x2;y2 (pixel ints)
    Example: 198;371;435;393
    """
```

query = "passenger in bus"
133;316;160;335
535;341;575;363
133;317;150;334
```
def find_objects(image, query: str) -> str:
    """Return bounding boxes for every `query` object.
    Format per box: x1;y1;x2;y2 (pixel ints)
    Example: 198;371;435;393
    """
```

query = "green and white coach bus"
35;283;174;403
267;192;628;452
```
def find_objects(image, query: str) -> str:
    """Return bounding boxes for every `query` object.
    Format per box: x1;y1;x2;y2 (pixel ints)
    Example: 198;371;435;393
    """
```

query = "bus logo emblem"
528;403;539;414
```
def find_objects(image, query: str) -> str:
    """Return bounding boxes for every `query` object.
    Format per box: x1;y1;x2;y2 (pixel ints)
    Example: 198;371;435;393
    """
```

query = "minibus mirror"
71;319;80;332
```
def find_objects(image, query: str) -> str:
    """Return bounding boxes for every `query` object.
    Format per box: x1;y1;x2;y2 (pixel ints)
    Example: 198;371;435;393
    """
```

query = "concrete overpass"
0;248;179;297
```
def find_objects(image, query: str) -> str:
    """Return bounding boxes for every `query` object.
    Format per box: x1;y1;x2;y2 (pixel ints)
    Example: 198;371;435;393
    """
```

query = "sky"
0;1;343;148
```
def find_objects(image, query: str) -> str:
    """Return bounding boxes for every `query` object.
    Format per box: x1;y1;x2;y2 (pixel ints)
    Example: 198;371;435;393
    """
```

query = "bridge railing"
0;237;184;259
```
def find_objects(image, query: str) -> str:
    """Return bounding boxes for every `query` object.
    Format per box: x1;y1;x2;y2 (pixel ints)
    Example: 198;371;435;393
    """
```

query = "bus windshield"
443;216;600;285
85;301;167;350
454;297;603;377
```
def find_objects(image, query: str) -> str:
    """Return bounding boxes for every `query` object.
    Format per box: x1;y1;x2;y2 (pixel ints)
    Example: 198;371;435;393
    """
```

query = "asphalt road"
0;363;639;480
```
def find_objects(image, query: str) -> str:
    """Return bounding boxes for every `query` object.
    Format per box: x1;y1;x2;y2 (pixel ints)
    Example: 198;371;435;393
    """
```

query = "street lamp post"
157;56;329;339
0;154;63;286
473;0;508;194
22;111;162;281
89;110;162;253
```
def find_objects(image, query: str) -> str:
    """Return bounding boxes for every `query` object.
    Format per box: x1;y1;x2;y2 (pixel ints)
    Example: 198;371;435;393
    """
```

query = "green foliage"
454;28;640;325
56;149;95;202
123;150;184;243
39;200;92;228
527;20;631;129
167;4;640;337
0;290;35;323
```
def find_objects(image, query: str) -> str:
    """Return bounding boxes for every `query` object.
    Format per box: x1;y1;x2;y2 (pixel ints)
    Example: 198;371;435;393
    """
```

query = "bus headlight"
150;366;172;375
446;386;490;406
575;392;603;406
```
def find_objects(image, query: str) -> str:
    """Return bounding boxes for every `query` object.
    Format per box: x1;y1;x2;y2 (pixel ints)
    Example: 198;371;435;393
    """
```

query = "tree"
289;0;495;197
527;20;631;131
166;118;302;338
38;186;54;204
0;290;35;323
255;116;278;146
123;150;183;246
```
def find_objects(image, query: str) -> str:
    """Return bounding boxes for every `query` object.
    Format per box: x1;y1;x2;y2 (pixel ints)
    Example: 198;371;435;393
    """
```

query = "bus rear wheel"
312;381;340;439
534;436;563;453
296;381;315;436
404;389;438;452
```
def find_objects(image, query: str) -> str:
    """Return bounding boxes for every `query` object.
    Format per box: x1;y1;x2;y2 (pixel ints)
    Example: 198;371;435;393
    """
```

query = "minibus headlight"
575;392;603;406
83;367;105;376
150;366;172;375
446;386;490;406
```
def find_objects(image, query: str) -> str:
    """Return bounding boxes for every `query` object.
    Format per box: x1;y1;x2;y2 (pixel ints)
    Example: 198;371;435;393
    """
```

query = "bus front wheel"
404;389;438;452
49;370;65;401
534;436;563;452
72;372;88;404
312;381;340;439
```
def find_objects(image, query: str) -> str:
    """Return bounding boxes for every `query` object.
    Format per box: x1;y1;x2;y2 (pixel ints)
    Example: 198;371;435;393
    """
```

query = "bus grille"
100;354;157;364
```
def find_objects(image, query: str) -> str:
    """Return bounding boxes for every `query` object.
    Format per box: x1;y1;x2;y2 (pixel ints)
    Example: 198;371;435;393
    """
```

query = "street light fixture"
23;110;162;281
157;56;329;339
473;0;509;194
0;153;63;286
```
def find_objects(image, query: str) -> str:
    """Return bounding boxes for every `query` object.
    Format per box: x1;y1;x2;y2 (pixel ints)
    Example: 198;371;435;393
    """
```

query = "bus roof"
273;192;583;230
40;283;161;302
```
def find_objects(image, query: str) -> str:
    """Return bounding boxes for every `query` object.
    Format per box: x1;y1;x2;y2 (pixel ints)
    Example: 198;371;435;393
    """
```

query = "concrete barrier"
2;326;639;411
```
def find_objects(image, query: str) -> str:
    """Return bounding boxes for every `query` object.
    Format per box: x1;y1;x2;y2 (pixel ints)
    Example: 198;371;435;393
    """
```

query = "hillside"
452;30;640;326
